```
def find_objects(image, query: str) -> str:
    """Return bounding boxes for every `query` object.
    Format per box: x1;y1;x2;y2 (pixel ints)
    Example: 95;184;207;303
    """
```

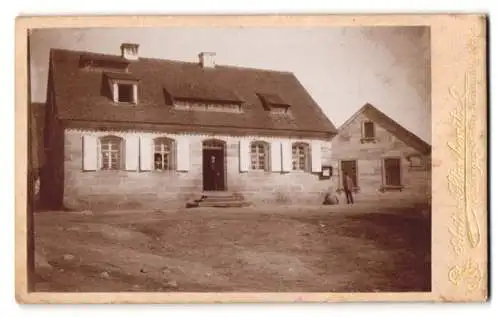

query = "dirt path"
34;204;431;292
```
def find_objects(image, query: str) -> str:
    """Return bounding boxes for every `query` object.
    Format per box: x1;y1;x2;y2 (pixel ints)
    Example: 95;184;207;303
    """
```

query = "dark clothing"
344;188;354;204
342;174;355;204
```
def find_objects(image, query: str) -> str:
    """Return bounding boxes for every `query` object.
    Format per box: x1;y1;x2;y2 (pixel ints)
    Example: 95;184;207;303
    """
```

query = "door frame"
202;139;227;191
338;159;359;191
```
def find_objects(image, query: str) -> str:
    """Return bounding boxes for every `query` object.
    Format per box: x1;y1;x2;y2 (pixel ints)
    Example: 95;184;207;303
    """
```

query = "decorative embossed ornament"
448;259;482;292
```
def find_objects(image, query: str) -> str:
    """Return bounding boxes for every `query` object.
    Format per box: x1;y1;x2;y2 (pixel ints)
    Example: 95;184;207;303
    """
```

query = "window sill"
379;185;404;192
360;137;376;144
248;169;270;173
114;101;138;106
151;169;177;173
408;166;427;171
290;169;310;174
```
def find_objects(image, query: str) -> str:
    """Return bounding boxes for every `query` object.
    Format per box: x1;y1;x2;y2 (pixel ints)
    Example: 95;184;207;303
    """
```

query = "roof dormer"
257;92;291;115
105;72;140;104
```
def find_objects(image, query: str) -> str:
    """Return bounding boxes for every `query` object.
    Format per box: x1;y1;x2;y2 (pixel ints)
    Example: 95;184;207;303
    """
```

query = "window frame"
99;135;124;171
250;141;270;172
338;159;359;191
361;120;376;143
380;157;404;191
110;79;138;105
117;83;135;103
407;154;426;170
153;137;176;171
291;142;310;172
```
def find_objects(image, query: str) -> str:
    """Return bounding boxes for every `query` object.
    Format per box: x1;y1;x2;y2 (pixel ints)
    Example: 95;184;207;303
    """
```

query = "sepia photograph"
26;25;433;294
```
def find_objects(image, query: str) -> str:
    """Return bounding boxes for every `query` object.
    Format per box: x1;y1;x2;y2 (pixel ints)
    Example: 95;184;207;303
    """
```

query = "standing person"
342;172;355;205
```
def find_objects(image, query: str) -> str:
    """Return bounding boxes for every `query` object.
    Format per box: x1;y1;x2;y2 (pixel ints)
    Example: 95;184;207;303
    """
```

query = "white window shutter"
140;135;153;171
125;134;139;171
176;136;190;172
112;82;118;103
82;135;98;171
133;84;139;104
239;139;250;172
311;140;322;173
270;140;282;172
281;140;292;172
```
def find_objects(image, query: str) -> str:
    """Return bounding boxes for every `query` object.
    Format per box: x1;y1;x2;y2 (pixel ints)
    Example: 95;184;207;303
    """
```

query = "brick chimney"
198;52;216;68
120;43;140;61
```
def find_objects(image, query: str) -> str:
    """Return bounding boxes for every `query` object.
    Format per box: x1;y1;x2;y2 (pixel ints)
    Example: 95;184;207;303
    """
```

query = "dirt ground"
33;201;431;292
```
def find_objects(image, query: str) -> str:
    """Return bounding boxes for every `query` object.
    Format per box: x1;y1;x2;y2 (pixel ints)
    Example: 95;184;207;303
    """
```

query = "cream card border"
14;14;488;303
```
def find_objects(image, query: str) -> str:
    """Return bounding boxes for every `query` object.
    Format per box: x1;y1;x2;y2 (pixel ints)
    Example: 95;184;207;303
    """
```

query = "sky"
30;27;431;142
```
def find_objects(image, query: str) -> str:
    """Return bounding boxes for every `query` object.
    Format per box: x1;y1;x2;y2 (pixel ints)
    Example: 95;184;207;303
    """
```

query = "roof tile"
50;49;336;138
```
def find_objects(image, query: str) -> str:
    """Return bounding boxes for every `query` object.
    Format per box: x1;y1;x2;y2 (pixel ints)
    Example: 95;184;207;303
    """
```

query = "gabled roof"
48;49;336;138
337;103;431;155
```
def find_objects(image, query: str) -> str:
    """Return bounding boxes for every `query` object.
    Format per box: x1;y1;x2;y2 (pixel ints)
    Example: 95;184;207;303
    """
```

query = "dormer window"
118;83;135;103
105;72;139;105
112;81;138;104
165;84;244;113
257;92;291;116
269;106;289;115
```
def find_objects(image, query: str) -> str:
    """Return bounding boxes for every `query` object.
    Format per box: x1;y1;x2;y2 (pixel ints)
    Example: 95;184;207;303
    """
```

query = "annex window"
292;142;310;171
383;158;402;186
407;154;427;170
340;160;358;188
154;137;175;171
361;121;376;143
100;135;123;170
250;141;270;171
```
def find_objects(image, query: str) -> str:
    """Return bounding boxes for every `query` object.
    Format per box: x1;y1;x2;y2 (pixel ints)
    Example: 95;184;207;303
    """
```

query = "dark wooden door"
203;148;225;191
384;158;401;186
341;160;358;187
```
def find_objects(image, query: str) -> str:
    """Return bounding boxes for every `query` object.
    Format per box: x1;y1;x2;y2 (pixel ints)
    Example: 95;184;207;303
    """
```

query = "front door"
202;140;226;191
340;160;358;188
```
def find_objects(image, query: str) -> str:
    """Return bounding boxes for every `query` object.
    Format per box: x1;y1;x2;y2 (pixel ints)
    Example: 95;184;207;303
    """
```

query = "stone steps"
186;192;250;208
197;200;251;208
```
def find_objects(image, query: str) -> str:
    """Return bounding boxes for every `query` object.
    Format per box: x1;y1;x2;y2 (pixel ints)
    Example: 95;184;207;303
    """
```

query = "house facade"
331;103;431;202
40;44;337;210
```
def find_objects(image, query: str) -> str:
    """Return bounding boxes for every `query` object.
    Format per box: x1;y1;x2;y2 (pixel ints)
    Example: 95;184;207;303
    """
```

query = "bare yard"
34;203;431;292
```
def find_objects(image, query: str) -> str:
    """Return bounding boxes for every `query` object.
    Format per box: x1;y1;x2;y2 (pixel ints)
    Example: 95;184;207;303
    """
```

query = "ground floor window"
340;160;358;188
250;141;269;171
100;135;123;170
292;142;309;171
383;158;402;186
154;137;175;170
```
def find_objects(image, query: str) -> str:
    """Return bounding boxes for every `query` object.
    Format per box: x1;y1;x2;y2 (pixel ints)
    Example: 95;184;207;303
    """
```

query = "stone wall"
63;129;335;210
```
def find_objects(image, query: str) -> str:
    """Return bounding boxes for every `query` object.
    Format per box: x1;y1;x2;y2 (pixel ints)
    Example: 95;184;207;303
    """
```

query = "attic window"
361;121;376;143
257;93;291;115
105;72;139;104
270;106;288;115
118;84;134;103
173;100;242;113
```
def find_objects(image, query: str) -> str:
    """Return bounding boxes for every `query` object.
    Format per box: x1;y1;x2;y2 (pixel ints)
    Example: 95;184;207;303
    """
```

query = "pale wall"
331;112;431;202
63;129;335;210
